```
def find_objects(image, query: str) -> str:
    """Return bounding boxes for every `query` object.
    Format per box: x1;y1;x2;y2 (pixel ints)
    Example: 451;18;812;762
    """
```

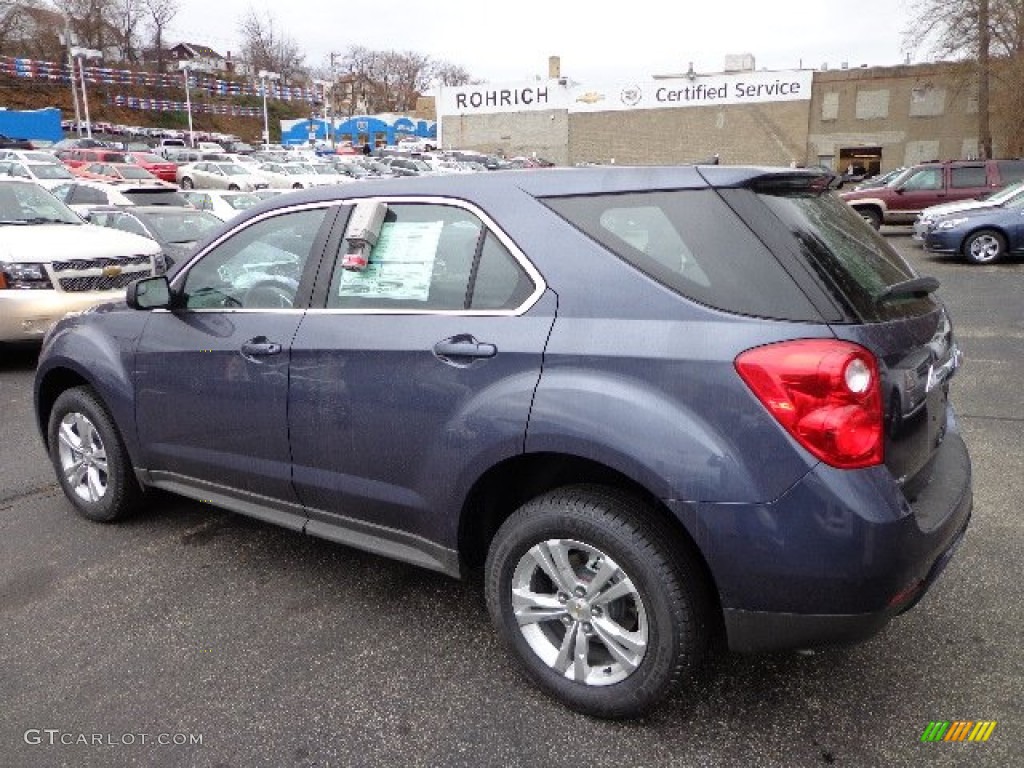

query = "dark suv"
840;158;1024;228
35;167;972;719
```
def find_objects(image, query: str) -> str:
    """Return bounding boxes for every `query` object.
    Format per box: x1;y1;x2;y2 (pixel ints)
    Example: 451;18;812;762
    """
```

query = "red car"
72;162;172;187
124;151;178;183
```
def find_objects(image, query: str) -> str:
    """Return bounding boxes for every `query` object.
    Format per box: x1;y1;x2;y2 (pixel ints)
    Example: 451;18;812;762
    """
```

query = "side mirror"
893;186;906;195
126;275;172;310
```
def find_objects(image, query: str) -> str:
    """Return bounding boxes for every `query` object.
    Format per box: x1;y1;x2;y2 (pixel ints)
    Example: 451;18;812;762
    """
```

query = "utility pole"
62;19;83;137
978;0;992;159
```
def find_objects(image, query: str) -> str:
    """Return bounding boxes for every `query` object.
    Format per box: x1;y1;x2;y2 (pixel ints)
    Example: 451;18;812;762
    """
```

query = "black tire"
485;485;709;719
47;386;142;523
963;228;1006;264
180;176;194;189
857;207;882;230
227;184;240;191
292;182;303;189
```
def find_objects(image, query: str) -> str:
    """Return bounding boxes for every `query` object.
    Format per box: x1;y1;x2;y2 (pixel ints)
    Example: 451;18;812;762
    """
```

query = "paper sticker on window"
336;220;443;301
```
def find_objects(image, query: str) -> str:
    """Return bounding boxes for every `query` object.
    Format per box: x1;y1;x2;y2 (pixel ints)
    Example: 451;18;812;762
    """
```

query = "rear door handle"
241;337;282;358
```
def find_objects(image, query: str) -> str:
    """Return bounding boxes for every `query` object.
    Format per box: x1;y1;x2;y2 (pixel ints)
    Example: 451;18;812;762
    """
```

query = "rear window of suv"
754;184;936;322
542;190;820;321
996;160;1024;183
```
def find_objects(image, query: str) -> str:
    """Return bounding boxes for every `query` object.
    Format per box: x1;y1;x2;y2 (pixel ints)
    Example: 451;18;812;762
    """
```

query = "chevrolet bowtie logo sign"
102;265;123;278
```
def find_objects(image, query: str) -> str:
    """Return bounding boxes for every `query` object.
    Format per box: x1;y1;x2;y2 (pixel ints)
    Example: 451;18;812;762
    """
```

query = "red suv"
840;159;1024;228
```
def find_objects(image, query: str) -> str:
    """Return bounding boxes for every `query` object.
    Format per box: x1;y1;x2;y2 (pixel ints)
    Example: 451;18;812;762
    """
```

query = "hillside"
0;71;309;142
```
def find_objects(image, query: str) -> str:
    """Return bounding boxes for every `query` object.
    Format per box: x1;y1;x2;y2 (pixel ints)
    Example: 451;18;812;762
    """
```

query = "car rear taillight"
735;339;883;469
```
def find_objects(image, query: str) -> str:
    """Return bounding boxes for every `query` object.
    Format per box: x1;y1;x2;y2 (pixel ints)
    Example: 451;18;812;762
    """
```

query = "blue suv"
35;167;972;718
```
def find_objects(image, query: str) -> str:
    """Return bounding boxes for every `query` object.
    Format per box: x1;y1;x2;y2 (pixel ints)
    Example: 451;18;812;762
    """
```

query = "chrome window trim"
167;195;548;318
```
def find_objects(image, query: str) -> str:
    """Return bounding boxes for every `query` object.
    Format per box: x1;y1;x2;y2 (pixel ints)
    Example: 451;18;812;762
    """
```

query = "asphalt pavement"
0;232;1021;767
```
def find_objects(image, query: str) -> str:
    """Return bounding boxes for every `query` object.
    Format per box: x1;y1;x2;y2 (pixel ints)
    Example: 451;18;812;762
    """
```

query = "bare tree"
0;2;32;54
340;45;455;113
111;0;143;63
430;61;474;87
54;0;115;53
904;0;1024;157
142;0;177;72
238;9;305;82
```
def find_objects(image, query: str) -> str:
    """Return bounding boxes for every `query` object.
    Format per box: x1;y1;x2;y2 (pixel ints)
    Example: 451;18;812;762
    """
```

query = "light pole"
257;70;280;147
179;61;196;147
313;79;332;148
70;47;101;139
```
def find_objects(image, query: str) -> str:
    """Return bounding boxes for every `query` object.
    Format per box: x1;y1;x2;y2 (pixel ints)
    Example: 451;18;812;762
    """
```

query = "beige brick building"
436;60;992;173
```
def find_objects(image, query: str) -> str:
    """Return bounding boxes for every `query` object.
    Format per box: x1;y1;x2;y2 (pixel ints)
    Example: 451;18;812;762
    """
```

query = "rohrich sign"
437;70;813;117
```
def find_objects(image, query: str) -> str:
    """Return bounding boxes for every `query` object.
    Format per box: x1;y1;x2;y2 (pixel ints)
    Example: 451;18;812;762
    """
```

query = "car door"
287;198;554;556
890;166;946;215
133;201;341;510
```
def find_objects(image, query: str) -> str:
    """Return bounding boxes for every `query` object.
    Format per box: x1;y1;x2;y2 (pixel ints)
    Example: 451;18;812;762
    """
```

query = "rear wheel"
47;387;142;522
485;486;709;719
857;207;882;230
227;184;240;191
180;176;194;189
292;182;304;189
963;229;1006;264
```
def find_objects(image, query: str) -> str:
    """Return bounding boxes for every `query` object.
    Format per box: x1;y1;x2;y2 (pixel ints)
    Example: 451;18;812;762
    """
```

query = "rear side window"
996;160;1024;183
543;190;819;320
950;165;987;188
756;188;935;322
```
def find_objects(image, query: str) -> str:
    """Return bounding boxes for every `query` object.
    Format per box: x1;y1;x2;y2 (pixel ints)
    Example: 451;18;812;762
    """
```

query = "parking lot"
0;230;1020;767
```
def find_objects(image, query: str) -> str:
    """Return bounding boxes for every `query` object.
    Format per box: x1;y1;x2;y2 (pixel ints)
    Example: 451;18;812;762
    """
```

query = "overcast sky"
169;0;921;84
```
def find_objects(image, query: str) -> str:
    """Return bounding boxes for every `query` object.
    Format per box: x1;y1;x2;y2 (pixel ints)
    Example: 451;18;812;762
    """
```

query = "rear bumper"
671;420;972;653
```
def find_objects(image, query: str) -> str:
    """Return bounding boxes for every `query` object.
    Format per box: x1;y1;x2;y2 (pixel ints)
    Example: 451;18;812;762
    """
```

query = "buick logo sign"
620;86;642;106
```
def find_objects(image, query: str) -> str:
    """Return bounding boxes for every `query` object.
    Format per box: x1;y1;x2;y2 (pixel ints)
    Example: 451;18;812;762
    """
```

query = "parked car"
180;190;263;220
86;205;223;269
254;162;334;189
32;167;971;719
0;179;162;342
912;180;1024;240
73;162;173;188
0;160;76;189
0;133;33;149
176;162;269;191
851;166;908;191
50;180;192;216
0;149;62;164
124;151;179;183
839;158;1024;228
923;193;1024;263
57;148;131;170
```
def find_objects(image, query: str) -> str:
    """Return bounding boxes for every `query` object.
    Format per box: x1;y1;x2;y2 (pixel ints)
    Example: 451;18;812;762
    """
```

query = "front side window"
182;206;330;310
327;203;535;312
901;168;942;191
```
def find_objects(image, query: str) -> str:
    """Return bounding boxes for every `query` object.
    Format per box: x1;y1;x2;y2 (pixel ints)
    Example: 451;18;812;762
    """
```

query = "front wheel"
292;182;304;189
963;228;1006;264
180;176;194;189
227;184;240;191
47;387;142;522
485;486;709;719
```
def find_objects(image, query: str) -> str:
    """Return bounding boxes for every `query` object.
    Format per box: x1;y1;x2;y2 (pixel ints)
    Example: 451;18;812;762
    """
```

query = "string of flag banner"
108;94;263;116
0;55;324;102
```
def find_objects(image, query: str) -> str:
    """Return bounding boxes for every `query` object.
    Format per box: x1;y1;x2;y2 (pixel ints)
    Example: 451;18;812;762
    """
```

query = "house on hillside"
168;43;235;73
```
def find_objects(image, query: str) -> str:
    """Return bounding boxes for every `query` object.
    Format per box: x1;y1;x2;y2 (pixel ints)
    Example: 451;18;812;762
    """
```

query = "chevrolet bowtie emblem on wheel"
102;265;123;278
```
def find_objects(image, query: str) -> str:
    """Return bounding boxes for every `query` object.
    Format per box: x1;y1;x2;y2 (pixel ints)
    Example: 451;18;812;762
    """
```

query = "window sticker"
336;220;443;301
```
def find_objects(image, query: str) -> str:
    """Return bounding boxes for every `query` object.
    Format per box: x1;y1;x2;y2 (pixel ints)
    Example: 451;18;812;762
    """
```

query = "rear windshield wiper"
23;216;79;225
874;275;940;303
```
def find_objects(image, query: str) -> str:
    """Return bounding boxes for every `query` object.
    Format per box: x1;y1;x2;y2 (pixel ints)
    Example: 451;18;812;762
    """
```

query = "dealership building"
435;56;989;173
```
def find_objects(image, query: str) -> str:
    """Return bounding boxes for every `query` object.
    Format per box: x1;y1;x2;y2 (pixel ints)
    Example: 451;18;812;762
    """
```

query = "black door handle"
241;337;282;357
433;337;497;360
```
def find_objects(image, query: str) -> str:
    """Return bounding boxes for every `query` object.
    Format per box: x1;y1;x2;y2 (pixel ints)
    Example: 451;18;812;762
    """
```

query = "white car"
0;160;77;189
0;149;62;164
49;179;191;216
180;190;263;221
254;162;334;189
912;181;1024;240
176;162;269;192
0;179;162;342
